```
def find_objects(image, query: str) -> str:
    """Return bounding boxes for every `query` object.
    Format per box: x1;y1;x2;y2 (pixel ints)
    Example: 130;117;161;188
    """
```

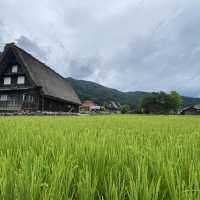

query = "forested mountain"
67;77;200;109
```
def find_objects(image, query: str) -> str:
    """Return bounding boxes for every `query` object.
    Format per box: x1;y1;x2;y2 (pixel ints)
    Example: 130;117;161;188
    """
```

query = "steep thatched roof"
1;43;81;105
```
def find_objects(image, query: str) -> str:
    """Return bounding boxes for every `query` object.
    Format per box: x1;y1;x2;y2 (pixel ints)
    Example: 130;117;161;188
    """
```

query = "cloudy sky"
0;0;200;97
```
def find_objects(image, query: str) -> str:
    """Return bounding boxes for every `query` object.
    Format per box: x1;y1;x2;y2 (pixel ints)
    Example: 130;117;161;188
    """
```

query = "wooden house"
180;104;200;115
80;100;100;112
0;43;81;112
107;101;121;112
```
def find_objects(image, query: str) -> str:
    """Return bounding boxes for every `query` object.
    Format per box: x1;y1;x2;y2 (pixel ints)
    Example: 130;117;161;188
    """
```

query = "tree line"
121;91;182;114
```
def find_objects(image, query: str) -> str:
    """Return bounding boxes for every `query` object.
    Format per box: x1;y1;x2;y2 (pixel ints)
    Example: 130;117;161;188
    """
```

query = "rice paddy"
0;115;200;200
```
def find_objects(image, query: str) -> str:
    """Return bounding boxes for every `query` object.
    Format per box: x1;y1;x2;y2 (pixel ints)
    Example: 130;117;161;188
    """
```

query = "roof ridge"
12;43;69;84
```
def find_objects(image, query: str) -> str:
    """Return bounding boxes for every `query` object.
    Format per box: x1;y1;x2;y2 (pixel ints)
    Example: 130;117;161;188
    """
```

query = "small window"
22;94;27;101
0;95;8;101
17;76;25;85
4;77;11;85
12;65;18;73
22;94;25;101
29;95;34;102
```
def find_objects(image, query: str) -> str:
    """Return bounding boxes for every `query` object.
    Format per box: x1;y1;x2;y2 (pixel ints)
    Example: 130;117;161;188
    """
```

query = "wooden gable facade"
0;43;81;112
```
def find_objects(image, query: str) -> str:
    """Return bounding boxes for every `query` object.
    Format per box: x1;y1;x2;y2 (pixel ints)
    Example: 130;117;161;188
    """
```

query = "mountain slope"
67;77;200;109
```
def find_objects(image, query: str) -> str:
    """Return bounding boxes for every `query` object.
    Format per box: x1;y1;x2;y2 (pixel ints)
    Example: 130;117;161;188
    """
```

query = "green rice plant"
0;115;200;199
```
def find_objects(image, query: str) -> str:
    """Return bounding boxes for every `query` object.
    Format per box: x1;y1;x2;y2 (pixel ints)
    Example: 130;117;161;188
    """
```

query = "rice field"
0;115;200;200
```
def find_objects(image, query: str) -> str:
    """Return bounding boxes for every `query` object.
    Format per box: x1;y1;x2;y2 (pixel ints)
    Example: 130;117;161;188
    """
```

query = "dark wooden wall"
0;89;41;112
41;97;79;112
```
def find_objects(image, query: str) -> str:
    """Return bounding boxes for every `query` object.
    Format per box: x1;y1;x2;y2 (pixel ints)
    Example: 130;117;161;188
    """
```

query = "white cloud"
0;0;200;96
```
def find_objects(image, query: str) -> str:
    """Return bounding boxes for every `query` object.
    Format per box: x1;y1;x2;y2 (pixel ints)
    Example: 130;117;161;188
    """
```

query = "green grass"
0;115;200;200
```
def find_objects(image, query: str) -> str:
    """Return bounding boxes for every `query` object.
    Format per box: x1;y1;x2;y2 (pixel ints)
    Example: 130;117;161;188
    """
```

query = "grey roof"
193;104;200;110
181;104;200;112
2;43;81;105
181;106;191;112
110;101;119;109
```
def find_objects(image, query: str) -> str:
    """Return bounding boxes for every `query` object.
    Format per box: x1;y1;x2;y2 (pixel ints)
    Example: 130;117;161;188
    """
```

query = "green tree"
121;105;130;114
140;91;182;114
169;91;182;112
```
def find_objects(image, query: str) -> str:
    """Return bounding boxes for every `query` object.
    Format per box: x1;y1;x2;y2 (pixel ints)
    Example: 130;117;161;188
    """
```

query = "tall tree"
140;91;182;114
121;105;130;114
169;91;182;112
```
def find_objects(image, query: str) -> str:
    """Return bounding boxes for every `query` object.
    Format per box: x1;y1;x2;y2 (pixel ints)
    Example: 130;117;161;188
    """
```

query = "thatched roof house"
0;43;81;112
107;101;121;112
180;104;200;115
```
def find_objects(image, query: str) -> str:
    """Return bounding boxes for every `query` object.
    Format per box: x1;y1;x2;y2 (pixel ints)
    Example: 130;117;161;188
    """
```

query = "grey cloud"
99;1;200;96
0;21;11;51
68;57;100;79
0;0;200;97
0;21;4;49
16;36;48;61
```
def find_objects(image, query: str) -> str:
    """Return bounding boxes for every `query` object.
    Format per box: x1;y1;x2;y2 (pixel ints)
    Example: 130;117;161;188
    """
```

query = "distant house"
0;43;81;112
107;101;121;112
180;104;200;115
80;100;100;112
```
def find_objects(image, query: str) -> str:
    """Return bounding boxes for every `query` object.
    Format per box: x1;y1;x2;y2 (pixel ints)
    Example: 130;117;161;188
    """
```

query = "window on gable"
0;95;8;101
12;65;18;73
17;76;25;85
4;77;11;85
